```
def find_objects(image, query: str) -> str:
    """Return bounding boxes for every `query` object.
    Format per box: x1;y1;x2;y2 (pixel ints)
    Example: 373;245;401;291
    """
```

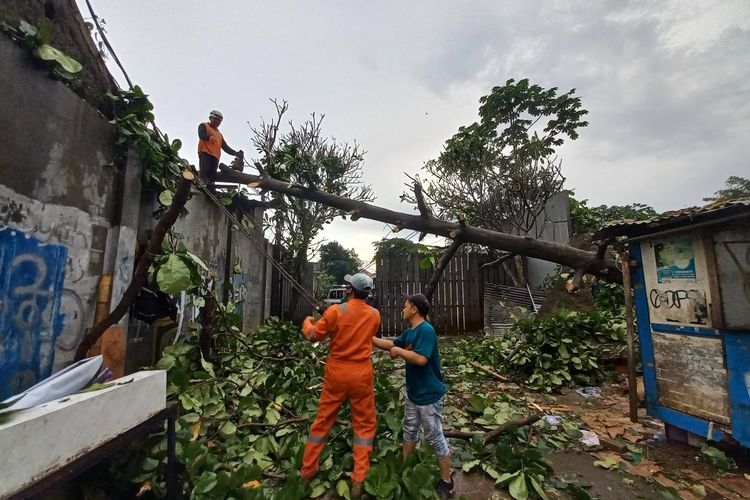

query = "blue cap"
344;273;373;291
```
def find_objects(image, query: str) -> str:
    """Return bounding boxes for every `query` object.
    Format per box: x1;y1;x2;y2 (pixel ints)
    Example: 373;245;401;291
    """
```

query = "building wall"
0;36;124;398
0;33;273;398
526;191;572;289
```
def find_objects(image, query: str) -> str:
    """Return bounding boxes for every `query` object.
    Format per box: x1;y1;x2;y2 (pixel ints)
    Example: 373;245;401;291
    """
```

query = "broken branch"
444;413;542;445
424;239;464;301
216;166;622;282
469;360;510;382
414;181;432;218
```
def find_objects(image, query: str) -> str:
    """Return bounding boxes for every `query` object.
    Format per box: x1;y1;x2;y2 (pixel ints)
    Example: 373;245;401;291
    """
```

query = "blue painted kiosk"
598;200;750;447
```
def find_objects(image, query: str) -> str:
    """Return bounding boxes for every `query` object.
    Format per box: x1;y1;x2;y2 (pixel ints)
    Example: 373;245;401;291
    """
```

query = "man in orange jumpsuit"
301;273;380;496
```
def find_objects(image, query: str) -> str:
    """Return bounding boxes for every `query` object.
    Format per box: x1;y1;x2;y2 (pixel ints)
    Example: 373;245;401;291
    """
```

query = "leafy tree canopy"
569;194;658;235
318;241;362;284
409;78;588;237
703;176;750;203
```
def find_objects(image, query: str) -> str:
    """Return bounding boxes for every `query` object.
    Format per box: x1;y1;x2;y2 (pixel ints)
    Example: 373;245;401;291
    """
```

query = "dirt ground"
452;385;750;500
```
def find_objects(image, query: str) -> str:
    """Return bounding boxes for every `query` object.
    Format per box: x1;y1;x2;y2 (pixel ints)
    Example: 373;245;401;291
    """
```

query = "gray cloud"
77;0;750;261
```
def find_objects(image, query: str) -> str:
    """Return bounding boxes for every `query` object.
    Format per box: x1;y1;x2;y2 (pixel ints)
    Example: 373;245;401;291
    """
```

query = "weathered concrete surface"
526;191;572;289
0;370;165;498
171;193;230;296
230;207;269;330
0;36;127;397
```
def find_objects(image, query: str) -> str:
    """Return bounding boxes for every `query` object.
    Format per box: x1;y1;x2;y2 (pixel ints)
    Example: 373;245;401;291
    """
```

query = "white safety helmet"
209;110;223;120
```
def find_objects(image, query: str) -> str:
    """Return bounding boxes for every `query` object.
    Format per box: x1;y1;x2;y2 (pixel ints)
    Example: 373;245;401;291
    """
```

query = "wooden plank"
468;254;481;331
451;255;460;333
622;251;638;423
651;332;730;425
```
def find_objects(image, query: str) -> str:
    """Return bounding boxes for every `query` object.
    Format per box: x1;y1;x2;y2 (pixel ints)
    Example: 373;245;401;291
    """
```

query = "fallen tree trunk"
74;171;195;361
444;413;542;445
217;166;620;282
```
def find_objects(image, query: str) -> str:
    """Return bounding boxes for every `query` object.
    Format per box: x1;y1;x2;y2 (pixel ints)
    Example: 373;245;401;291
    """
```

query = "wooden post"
622;250;639;423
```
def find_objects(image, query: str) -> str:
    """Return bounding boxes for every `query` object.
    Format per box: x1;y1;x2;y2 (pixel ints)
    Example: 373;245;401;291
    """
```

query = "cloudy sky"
76;0;750;264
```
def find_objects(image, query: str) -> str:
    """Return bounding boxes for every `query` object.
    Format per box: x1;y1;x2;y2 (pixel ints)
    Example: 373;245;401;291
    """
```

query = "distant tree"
569;195;658;235
703;176;750;203
314;272;336;300
373;237;421;257
404;78;588;287
252;100;374;314
318;241;362;284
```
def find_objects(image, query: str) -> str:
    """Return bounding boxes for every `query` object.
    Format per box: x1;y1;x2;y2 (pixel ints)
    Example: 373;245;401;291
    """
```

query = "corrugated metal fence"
375;252;511;335
483;283;547;336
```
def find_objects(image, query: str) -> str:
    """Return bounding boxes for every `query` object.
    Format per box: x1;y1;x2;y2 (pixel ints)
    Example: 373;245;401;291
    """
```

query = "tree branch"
414;181;432;218
216;166;622;282
444;413;541;445
424;238;463;301
74;171;195;361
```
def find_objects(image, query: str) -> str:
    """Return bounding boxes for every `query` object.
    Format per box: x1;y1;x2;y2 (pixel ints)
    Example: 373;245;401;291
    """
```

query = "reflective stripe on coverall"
301;299;381;483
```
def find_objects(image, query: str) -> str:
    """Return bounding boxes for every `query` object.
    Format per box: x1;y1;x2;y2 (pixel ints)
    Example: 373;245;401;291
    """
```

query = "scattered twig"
469;360;510;382
444;413;542;445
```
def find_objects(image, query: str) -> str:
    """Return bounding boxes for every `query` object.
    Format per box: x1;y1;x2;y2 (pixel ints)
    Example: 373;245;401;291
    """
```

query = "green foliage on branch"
108;85;185;191
703;175;750;203
502;310;626;392
127;318;439;499
569;196;658;236
1;20;82;83
411;79;586;238
318;241;362;284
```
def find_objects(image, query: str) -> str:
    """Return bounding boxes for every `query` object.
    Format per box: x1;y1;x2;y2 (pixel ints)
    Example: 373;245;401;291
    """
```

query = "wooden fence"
375;252;511;335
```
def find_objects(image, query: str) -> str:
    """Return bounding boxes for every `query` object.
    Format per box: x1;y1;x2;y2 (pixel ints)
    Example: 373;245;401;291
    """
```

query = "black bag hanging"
132;287;177;323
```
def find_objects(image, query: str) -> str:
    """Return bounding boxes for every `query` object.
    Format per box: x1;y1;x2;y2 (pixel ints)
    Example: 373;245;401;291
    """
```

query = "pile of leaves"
107;316;591;500
122;317;445;499
444;309;626;393
502;310;626;391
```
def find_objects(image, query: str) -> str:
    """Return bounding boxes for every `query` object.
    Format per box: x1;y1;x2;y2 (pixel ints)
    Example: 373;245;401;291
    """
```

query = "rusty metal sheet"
652;332;730;425
712;227;750;330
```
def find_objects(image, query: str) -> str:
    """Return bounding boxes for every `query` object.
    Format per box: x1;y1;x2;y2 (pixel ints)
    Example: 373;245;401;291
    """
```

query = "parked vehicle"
324;286;347;305
323;286;378;308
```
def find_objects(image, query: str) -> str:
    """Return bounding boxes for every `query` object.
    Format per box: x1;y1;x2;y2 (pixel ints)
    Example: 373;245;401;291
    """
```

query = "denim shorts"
402;396;450;459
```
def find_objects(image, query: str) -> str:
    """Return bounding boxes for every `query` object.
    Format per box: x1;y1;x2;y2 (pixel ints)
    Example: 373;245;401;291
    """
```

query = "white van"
324;286;347;305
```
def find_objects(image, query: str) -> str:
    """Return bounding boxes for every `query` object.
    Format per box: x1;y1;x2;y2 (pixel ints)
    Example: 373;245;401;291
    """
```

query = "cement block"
0;370;166;498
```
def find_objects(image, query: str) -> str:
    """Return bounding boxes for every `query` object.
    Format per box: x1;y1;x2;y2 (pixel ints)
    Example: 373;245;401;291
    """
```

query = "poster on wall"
654;238;697;283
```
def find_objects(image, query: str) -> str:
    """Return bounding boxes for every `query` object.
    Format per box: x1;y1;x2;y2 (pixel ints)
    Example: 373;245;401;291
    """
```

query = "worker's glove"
237;150;244;158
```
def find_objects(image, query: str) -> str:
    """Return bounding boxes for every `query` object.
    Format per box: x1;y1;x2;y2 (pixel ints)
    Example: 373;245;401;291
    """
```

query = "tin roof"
595;198;750;239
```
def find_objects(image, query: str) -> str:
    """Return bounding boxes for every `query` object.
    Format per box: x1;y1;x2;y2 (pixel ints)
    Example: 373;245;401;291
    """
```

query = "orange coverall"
300;298;381;483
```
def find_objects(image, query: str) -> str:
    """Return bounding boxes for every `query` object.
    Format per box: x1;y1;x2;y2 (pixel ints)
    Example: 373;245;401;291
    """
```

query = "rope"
82;1;322;313
191;172;322;311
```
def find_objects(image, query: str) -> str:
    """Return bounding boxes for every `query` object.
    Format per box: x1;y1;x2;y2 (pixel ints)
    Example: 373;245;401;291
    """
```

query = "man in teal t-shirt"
372;293;454;499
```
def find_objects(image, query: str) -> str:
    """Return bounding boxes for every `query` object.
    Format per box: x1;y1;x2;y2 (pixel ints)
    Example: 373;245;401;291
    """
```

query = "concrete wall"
229;208;271;330
526;191;572;289
0;35;127;398
0;33;273;398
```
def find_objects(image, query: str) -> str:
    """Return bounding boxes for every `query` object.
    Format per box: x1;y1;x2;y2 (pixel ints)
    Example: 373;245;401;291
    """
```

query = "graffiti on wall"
0;185;109;371
233;271;247;317
0;228;67;399
649;288;708;325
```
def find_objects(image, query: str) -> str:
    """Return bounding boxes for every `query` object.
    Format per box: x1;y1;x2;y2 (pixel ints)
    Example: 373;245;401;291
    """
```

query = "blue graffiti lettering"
0;228;67;399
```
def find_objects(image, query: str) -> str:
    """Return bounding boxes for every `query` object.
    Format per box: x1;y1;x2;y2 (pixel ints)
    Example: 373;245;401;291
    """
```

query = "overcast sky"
76;0;750;264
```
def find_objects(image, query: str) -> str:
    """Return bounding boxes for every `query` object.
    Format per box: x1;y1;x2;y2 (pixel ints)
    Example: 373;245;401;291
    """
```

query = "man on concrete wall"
197;110;243;186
